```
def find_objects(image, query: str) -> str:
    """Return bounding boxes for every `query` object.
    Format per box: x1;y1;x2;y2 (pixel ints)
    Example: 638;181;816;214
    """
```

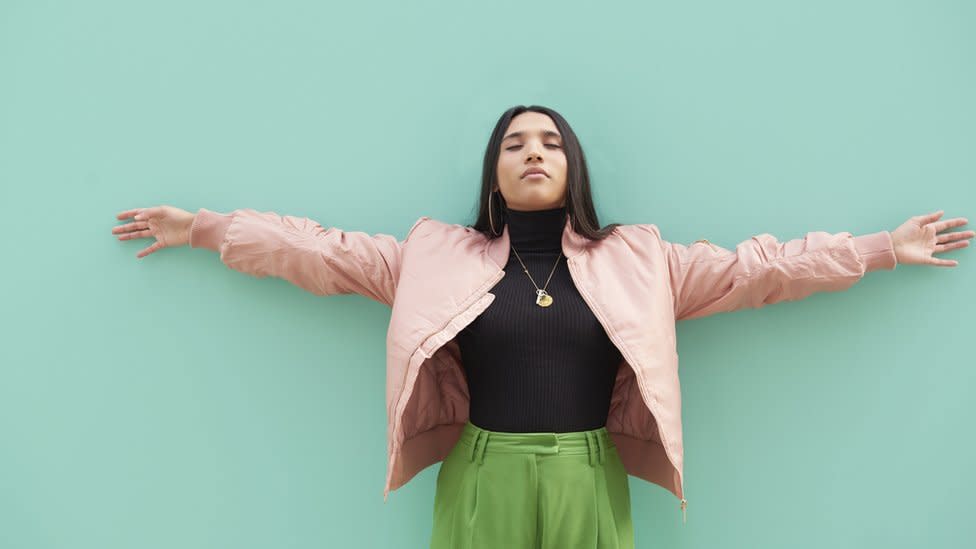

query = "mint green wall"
2;1;973;547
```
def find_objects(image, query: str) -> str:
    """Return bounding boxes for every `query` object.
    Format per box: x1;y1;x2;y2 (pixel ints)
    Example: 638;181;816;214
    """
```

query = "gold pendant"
536;289;553;307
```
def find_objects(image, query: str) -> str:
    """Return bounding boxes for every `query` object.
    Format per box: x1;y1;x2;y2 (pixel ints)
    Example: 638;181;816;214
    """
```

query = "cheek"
498;158;518;181
556;160;569;180
553;155;568;173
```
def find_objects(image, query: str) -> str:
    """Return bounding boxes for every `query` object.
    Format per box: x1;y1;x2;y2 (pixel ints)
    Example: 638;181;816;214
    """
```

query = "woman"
111;105;972;548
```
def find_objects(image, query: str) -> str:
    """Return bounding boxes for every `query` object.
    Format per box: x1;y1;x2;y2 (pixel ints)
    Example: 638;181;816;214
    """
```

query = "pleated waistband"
457;421;615;466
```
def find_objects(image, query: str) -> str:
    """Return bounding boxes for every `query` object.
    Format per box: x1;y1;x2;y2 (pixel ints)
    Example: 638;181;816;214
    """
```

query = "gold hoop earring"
488;190;503;236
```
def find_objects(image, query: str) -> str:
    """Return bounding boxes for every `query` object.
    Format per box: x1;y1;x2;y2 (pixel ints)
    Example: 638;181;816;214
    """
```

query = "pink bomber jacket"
188;207;898;524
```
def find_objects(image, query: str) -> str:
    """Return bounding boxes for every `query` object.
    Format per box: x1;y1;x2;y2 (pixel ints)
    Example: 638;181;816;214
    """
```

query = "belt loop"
585;432;595;467
476;432;490;464
597;431;606;465
467;430;480;462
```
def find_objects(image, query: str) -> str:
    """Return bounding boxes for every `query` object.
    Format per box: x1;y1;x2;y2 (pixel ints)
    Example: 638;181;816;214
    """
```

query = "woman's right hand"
112;205;196;258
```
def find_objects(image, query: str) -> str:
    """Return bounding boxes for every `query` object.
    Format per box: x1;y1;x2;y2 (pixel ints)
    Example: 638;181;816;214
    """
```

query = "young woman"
112;105;971;548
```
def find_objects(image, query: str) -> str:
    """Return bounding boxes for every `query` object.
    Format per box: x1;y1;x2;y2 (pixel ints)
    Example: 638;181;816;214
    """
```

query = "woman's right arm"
113;205;423;307
188;207;409;306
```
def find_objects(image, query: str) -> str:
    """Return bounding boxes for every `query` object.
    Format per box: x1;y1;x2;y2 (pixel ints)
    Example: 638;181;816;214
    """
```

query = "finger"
111;221;148;234
936;230;975;243
116;208;143;220
137;241;162;258
928;256;958;267
118;228;152;240
934;240;970;253
134;206;161;221
933;217;970;232
114;223;149;236
918;210;945;224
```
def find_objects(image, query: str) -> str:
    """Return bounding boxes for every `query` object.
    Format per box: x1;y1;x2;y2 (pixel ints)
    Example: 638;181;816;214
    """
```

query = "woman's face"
494;111;568;211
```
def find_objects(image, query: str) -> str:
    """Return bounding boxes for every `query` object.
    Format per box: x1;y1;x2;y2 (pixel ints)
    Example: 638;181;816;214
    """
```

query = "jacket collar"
484;212;591;269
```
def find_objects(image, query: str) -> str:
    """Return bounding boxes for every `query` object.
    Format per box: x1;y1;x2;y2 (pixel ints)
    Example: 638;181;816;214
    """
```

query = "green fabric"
430;421;634;548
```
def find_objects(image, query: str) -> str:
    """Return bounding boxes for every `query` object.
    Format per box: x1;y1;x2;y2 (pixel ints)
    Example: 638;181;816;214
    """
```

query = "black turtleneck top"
455;205;623;433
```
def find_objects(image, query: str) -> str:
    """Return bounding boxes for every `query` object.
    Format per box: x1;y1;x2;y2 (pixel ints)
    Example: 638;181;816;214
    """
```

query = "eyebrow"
502;130;562;141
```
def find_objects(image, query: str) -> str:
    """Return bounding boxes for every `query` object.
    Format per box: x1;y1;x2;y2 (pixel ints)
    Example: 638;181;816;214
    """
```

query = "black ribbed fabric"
456;205;623;433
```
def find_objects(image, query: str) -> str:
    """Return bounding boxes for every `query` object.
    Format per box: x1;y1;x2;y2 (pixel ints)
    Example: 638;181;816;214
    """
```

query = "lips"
522;168;548;178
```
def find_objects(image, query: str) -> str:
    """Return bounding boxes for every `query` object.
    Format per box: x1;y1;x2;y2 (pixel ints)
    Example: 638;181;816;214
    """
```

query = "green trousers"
430;420;634;548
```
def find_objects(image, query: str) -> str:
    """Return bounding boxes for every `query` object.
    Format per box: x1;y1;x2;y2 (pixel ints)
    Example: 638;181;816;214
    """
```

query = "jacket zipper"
567;256;688;525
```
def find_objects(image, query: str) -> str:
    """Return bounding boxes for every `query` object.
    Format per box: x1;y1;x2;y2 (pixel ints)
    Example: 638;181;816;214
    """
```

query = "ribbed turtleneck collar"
504;205;566;253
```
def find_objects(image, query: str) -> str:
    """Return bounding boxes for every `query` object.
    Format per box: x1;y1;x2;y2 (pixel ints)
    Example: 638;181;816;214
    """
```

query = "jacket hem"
386;422;467;500
609;431;683;501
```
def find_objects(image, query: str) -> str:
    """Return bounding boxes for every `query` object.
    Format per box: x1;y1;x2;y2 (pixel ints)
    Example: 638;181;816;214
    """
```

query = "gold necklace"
510;245;562;307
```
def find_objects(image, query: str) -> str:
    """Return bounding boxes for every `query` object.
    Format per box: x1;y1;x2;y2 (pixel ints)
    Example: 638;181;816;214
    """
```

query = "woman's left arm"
658;210;971;322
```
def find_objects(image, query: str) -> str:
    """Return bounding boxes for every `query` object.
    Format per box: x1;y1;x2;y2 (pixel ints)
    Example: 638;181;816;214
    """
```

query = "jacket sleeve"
652;225;898;322
188;207;421;307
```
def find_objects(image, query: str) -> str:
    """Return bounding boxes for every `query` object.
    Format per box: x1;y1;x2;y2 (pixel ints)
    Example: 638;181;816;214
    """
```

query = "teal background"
2;0;973;547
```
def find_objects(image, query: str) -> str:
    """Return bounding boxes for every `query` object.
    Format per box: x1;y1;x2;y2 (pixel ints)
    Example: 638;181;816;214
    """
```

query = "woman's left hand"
890;210;972;267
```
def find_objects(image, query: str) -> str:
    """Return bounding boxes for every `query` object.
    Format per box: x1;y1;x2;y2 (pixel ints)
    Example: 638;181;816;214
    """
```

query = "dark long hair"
468;105;621;241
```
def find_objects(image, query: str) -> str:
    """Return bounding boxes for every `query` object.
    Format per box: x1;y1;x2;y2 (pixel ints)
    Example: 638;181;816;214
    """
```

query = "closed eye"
505;145;561;151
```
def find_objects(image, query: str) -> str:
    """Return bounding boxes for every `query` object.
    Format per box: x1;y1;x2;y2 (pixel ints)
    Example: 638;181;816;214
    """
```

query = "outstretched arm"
659;209;971;322
656;225;896;322
189;208;424;307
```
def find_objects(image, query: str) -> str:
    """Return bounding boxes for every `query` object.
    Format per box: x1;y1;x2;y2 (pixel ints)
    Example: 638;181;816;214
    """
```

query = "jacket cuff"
853;230;897;272
188;208;233;251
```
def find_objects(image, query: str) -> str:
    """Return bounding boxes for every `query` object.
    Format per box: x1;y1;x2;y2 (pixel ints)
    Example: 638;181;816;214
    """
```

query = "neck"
504;205;567;253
